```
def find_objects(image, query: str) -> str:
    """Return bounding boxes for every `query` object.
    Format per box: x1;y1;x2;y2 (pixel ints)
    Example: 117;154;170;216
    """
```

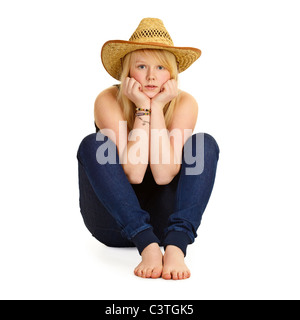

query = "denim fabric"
77;132;219;256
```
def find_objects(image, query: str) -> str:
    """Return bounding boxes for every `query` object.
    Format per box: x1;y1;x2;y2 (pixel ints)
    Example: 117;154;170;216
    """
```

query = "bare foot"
134;243;163;279
162;245;191;280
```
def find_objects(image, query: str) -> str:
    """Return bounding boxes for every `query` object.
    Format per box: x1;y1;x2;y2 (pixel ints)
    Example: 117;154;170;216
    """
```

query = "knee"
185;132;220;160
77;132;118;165
77;133;97;163
203;133;220;161
79;133;98;149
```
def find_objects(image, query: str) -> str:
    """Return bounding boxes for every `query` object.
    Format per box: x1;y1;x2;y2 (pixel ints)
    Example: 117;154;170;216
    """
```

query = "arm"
123;112;150;184
120;77;151;183
149;81;198;185
94;82;150;184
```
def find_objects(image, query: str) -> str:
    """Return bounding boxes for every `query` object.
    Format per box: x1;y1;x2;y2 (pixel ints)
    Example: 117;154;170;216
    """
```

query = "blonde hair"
117;49;179;131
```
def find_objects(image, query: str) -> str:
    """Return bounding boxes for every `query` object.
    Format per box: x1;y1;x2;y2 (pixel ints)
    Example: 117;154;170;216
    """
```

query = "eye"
137;65;146;70
158;66;165;70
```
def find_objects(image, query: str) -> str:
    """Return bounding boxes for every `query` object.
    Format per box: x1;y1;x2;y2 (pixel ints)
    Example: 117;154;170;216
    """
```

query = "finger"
160;81;169;92
132;80;142;92
122;77;131;94
127;77;136;92
129;78;142;94
171;79;178;86
167;79;177;90
168;79;178;95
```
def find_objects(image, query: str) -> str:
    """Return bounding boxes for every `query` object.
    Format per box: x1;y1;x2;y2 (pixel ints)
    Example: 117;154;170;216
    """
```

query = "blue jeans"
77;132;219;256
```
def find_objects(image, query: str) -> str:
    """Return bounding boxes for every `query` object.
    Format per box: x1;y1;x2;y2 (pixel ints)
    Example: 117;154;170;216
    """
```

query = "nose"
147;68;156;81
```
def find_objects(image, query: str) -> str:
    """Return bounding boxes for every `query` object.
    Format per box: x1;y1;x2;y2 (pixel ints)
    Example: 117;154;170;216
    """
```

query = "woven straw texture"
101;18;201;80
129;18;173;45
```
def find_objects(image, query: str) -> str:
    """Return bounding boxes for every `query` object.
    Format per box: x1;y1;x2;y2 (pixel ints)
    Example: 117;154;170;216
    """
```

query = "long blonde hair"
117;49;179;131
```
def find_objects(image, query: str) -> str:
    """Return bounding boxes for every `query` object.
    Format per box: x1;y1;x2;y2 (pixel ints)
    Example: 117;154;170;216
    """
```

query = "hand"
151;79;178;109
122;77;151;107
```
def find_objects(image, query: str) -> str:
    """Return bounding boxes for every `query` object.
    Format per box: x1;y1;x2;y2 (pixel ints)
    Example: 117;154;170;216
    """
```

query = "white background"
1;0;299;300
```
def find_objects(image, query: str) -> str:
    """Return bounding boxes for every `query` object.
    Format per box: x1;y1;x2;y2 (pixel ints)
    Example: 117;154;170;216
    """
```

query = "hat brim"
101;40;202;80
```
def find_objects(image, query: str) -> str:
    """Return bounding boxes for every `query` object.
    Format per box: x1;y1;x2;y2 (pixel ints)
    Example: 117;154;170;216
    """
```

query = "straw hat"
101;18;202;80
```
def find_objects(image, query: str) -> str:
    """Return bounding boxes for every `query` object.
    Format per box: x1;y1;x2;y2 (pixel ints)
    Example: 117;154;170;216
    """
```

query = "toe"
142;270;147;278
137;269;143;278
162;271;172;280
145;268;152;278
172;271;178;280
151;268;161;279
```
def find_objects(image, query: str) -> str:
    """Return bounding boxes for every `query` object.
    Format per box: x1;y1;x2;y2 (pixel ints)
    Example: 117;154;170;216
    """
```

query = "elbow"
152;165;181;185
153;175;174;186
122;164;145;185
126;173;144;185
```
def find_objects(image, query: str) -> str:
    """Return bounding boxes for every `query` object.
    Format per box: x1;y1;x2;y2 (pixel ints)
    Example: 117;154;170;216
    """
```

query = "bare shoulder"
177;90;198;110
94;86;119;109
94;86;125;136
94;86;124;129
168;90;198;132
173;90;198;120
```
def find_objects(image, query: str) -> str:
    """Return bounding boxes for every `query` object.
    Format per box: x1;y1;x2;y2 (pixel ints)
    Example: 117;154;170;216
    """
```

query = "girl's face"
129;51;171;99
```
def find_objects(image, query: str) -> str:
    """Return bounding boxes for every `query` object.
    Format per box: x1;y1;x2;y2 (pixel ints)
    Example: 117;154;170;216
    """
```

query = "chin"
145;92;158;99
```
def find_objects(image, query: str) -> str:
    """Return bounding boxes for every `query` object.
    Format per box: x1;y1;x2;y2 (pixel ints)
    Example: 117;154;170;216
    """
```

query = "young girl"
77;18;220;280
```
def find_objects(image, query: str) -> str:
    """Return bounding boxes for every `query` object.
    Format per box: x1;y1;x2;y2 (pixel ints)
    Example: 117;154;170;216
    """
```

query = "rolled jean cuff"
131;228;160;255
163;231;191;257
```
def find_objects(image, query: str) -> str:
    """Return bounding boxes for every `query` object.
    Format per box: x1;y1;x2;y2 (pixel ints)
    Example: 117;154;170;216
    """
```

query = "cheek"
129;69;142;82
160;71;171;83
134;74;143;82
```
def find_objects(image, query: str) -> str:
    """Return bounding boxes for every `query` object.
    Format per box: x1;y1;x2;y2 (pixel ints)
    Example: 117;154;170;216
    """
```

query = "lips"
145;85;158;90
